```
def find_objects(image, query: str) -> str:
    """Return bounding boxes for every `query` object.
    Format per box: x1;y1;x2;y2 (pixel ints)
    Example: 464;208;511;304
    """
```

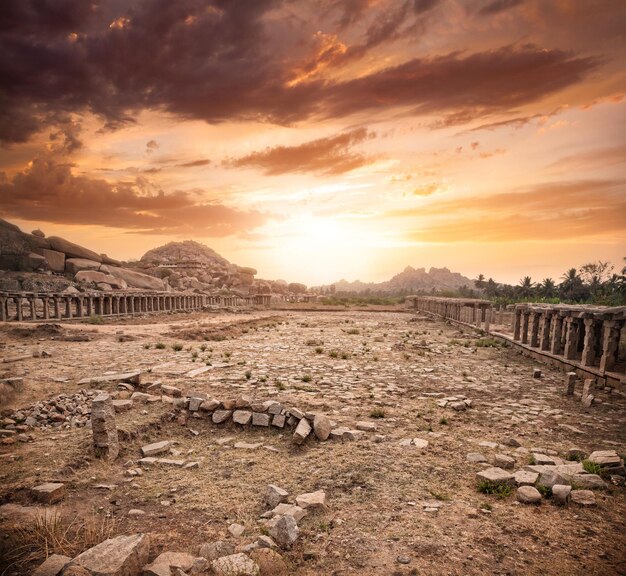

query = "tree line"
471;259;626;306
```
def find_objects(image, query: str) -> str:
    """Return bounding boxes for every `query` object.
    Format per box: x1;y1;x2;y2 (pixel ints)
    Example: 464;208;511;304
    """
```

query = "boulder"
25;252;48;271
48;236;102;262
571;490;596;506
198;541;235;561
32;229;46;238
211;553;260;576
517;486;542;504
65;258;102;275
266;515;299;549
313;414;332;441
106;266;165;291
75;270;128;289
295;490;326;511
69;533;149;576
143;552;200;576
43;249;66;273
265;485;289;509
33;554;71;576
249;549;288;576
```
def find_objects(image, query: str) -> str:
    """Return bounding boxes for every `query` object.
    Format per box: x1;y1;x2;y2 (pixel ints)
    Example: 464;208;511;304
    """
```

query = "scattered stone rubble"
474;443;624;507
24;481;321;575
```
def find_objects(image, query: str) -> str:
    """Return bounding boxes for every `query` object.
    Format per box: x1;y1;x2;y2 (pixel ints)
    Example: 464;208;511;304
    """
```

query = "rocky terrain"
0;309;624;575
0;220;281;297
330;266;473;295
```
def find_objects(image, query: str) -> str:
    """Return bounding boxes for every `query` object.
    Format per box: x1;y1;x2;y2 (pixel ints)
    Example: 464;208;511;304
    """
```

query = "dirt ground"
0;308;625;575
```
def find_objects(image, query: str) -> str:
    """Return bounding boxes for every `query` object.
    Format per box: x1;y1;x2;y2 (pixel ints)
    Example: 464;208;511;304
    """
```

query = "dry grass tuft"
4;511;115;574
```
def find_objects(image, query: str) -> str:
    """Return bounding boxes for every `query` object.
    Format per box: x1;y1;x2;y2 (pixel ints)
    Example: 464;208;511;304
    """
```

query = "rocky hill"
134;240;260;295
330;266;473;295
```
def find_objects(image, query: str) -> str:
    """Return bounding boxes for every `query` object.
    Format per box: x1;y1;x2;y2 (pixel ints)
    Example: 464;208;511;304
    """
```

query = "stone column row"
512;304;624;375
0;291;212;322
411;296;493;331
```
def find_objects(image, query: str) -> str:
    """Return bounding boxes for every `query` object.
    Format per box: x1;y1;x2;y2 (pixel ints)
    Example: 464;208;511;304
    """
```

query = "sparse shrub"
143;343;151;349
87;315;104;325
582;460;602;475
439;417;448;425
172;343;183;351
477;482;512;498
315;347;323;354
329;350;339;358
245;370;252;380
200;344;207;352
301;374;312;383
370;407;386;419
474;338;501;348
155;342;166;349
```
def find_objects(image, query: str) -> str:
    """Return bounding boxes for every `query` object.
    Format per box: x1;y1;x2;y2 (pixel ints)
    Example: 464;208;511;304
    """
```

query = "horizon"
2;1;625;286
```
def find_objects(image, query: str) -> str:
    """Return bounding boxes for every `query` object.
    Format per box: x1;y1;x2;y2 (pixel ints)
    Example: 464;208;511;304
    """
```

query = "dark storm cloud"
0;157;267;235
225;128;376;175
0;0;604;144
478;0;525;17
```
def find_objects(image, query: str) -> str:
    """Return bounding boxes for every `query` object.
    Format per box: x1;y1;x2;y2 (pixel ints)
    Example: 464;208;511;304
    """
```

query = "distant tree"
288;282;307;294
485;278;498;298
518;276;535;298
539;278;556;298
474;273;486;290
559;268;586;302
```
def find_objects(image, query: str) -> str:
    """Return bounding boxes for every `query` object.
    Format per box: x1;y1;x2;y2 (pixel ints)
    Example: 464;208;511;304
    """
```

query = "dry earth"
0;308;625;575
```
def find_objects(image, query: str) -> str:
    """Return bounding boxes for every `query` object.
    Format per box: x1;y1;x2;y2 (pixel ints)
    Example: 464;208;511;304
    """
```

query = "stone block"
293;418;311;444
141;440;171;457
517;485;541;504
233;410;252;425
212;410;232;424
266;515;299;549
32;483;65;504
552;484;572;505
32;554;72;576
313;414;331;441
265;485;289;509
211;553;260;576
476;467;515;487
295;490;326;511
252;412;270;427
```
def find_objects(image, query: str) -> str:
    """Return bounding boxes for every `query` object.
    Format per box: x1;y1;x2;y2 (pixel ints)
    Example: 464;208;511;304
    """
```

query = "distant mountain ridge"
330;266;473;294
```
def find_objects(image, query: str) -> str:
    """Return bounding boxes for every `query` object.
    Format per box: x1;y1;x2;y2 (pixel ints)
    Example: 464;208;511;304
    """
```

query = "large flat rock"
48;236;102;262
69;533;149;576
106;266;165;291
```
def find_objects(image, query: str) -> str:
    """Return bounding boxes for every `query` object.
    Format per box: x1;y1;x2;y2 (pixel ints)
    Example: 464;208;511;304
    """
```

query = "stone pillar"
91;393;119;460
129;297;135;314
15;297;23;321
581;317;598;367
29;297;37;320
0;295;7;322
563;317;578;360
53;297;62;320
64;297;73;319
484;308;491;333
599;320;620;373
76;297;84;318
86;297;93;316
539;313;552;351
551;314;564;355
42;297;50;320
529;312;540;348
513;309;522;340
521;311;530;344
565;372;576;395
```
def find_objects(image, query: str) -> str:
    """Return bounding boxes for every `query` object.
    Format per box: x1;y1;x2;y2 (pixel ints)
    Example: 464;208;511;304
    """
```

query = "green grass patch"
477;482;512;498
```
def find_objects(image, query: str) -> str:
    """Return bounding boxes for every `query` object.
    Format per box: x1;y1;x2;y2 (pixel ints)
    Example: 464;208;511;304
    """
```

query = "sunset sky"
1;0;625;286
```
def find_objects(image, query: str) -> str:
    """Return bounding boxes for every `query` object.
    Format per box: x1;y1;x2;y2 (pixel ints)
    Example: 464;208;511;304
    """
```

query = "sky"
1;0;625;286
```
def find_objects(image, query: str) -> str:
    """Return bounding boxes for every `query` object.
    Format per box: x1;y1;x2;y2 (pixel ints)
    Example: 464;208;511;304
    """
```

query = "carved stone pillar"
581;317;598;367
563;317;579;360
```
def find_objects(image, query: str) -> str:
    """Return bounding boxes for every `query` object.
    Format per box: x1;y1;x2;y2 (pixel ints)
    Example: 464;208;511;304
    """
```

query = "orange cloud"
224;128;377;175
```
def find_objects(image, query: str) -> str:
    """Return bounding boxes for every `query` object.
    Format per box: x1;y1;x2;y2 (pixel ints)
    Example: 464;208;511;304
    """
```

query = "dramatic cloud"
478;0;525;17
225;128;376;175
0;157;267;236
176;159;212;168
0;0;601;144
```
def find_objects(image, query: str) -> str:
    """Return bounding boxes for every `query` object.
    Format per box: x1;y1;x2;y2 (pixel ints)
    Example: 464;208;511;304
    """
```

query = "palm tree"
540;278;556;298
518;276;535;298
559;268;584;301
485;278;498;298
474;274;486;290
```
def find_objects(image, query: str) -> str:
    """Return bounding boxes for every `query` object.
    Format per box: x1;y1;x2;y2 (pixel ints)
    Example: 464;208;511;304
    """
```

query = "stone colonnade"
0;292;274;322
410;296;493;331
512;303;625;375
